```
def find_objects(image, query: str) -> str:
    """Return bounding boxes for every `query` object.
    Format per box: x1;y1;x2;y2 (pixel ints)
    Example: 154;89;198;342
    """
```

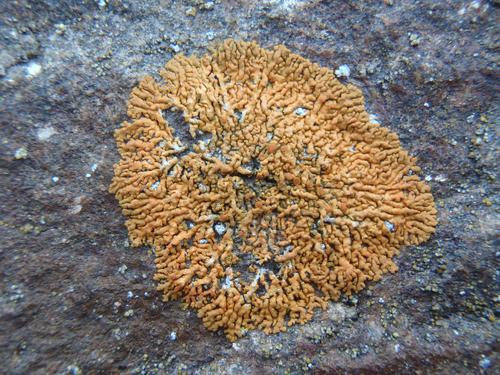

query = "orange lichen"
110;39;437;341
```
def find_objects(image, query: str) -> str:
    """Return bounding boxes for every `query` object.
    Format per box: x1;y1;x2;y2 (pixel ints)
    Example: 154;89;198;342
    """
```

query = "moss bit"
110;39;437;341
482;198;492;207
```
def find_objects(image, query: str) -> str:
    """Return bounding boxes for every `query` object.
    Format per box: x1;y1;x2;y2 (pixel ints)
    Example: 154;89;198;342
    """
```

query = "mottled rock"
0;0;497;374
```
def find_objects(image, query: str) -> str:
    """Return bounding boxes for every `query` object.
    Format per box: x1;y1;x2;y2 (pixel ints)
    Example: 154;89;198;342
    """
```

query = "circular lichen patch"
110;39;437;341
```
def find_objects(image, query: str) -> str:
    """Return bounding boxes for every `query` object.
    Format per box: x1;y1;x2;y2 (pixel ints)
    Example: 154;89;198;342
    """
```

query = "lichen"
110;39;437;341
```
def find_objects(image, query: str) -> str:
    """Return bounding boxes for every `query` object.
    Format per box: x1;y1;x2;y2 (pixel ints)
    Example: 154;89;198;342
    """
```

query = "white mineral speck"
124;309;134;317
323;216;335;224
85;173;91;178
294;107;307;116
369;114;380;125
55;23;66;35
151;181;160;190
69;204;82;215
170;331;177;341
203;1;215;10
199;238;208;244
127;291;133;299
206;31;215;41
214;222;226;235
37;126;57;141
25;62;42;78
384;221;395;232
335;64;350;78
186;6;196;16
466;113;476;124
118;265;128;274
479;356;491;369
408;33;421;46
251;268;267;287
91;163;98;172
221;275;232;289
170;43;180;53
14;147;28;159
425;175;432;182
51;176;59;183
66;365;81;375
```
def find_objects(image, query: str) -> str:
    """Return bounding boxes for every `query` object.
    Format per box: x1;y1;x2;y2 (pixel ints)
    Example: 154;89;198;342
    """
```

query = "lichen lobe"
110;39;437;341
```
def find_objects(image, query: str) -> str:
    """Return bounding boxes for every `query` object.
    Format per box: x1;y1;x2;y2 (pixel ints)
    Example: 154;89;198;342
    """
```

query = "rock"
0;1;497;374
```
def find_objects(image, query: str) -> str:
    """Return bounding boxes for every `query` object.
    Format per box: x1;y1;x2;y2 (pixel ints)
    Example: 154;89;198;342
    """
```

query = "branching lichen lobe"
110;39;437;341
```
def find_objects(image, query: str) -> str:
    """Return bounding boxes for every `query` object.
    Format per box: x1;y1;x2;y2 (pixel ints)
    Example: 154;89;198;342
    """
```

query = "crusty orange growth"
110;39;437;341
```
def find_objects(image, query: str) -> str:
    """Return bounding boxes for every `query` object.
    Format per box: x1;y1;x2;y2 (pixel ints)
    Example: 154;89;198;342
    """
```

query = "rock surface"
0;0;498;374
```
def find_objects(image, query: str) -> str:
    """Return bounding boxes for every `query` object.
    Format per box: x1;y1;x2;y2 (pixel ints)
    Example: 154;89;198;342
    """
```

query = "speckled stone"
0;1;498;374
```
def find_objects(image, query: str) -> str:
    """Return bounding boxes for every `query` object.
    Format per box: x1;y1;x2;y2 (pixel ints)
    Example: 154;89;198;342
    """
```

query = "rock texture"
0;0;498;374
